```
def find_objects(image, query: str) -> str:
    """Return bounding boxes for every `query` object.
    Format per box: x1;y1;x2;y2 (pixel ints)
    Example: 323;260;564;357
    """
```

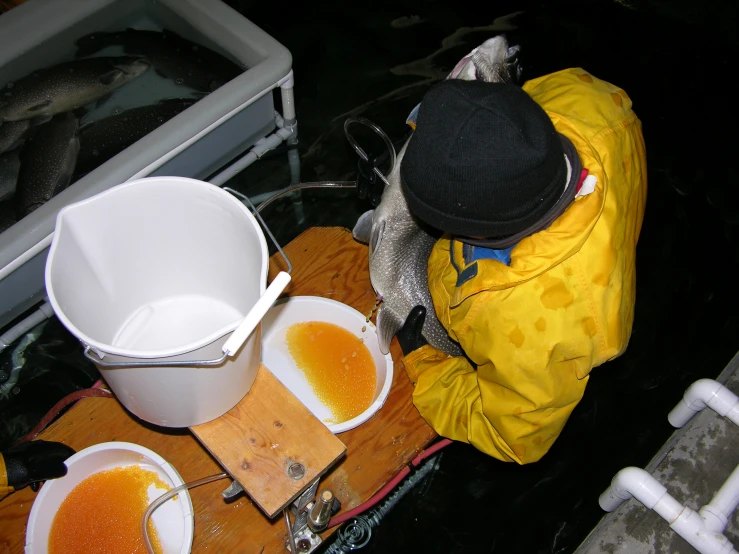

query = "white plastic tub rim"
25;441;194;554
261;296;394;434
45;176;269;360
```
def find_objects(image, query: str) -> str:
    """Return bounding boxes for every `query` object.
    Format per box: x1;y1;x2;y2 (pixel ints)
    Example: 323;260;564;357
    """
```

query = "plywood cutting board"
190;364;346;518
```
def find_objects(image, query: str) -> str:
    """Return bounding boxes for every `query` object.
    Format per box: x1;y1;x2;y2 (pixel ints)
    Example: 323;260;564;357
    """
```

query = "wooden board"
0;227;437;553
191;365;346;518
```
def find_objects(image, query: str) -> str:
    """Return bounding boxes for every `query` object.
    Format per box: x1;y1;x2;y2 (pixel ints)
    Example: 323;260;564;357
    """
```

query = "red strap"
576;168;589;193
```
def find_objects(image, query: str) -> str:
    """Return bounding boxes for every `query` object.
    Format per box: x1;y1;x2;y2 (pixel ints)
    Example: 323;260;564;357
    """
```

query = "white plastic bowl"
25;442;194;554
261;296;394;434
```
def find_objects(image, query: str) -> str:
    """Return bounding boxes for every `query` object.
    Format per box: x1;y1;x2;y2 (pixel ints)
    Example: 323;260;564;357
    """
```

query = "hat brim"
460;134;582;250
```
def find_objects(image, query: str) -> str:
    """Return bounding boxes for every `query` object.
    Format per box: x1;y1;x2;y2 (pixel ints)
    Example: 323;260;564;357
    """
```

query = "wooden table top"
0;227;436;553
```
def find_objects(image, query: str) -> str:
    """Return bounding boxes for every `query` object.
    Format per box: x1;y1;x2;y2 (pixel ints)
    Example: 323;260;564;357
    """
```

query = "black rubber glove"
396;305;429;356
2;440;75;491
357;151;387;207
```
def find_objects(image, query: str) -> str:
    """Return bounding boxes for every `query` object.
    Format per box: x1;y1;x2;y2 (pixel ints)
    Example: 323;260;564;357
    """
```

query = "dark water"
1;0;738;552
224;1;739;552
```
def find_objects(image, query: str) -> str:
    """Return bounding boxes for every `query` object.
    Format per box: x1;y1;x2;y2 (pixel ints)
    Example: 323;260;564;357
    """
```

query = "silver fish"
0;148;21;202
16;112;79;217
354;143;463;356
352;35;521;356
0;119;32;155
75;98;198;176
0;57;150;125
449;35;521;83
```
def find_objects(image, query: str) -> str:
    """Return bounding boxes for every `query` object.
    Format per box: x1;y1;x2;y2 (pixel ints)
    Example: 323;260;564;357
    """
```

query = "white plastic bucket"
45;177;290;427
25;442;194;554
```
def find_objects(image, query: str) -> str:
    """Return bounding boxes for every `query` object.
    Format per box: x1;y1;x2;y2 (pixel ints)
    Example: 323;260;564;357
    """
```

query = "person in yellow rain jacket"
396;68;647;464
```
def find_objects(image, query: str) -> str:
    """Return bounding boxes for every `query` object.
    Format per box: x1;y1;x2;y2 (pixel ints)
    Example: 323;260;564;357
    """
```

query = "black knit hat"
401;79;580;246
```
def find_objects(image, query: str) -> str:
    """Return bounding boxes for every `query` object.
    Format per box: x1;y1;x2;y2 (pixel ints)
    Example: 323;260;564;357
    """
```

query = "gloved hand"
396;305;429;356
1;440;75;493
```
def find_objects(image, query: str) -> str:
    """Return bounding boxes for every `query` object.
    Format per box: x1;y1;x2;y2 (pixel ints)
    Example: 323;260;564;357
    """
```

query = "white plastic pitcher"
45;177;290;427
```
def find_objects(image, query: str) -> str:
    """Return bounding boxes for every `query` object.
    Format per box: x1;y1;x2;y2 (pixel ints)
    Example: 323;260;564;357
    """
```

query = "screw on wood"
287;462;305;480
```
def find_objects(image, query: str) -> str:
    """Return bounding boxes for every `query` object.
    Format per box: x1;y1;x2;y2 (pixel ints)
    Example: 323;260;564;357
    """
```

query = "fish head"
503;43;523;83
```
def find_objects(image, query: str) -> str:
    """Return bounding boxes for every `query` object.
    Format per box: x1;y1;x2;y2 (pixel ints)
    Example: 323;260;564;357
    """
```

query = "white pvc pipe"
208;126;293;187
280;70;296;122
599;467;671;512
671;507;738;554
600;467;739;554
668;379;739;428
701;464;739;533
0;300;54;352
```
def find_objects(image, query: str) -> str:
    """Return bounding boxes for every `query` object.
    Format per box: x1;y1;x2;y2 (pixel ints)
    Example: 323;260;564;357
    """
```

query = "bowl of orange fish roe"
25;442;194;554
261;296;394;434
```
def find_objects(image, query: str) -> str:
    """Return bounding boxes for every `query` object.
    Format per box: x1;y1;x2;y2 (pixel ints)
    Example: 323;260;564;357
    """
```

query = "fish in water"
352;35;521;356
0;148;21;202
16;112;79;217
75;28;244;92
0;120;33;155
0;57;150;125
75;97;198;176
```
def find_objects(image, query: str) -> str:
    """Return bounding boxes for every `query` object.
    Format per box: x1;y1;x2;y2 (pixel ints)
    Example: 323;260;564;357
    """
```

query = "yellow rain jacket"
402;68;647;464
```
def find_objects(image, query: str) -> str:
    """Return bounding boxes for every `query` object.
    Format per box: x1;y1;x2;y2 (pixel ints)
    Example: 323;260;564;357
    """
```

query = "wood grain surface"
0;227;436;553
191;365;346;519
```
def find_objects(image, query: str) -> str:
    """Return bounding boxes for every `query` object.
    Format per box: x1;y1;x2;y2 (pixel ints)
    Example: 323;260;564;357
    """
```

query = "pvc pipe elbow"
599;467;667;512
0;302;53;351
672;507;737;554
669;379;739;428
278;70;295;89
701;504;729;534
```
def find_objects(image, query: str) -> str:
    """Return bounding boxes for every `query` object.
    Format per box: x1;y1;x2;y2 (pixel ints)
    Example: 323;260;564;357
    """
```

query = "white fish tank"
0;0;293;329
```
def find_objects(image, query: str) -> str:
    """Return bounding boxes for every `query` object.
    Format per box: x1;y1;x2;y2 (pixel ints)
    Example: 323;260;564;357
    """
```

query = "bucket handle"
83;188;292;368
222;187;292;356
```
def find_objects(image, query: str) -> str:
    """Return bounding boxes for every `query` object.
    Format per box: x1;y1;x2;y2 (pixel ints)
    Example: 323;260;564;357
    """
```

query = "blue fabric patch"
463;243;515;266
452;241;515;286
456;263;478;286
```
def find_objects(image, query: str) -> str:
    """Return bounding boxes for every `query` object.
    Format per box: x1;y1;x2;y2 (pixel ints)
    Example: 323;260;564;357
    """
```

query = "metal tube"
285;508;298;553
308;489;334;532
